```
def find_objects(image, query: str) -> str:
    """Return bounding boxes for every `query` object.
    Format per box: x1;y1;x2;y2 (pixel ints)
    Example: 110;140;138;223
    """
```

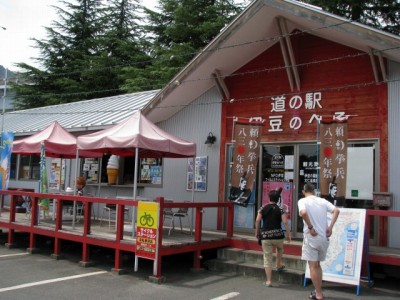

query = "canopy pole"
133;147;139;272
191;155;195;235
132;147;139;229
72;148;79;229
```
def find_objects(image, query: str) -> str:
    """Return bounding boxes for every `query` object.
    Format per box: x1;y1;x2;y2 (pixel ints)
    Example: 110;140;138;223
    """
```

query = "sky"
0;0;158;71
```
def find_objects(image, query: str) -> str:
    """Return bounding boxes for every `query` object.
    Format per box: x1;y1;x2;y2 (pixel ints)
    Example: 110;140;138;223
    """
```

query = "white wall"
388;60;400;248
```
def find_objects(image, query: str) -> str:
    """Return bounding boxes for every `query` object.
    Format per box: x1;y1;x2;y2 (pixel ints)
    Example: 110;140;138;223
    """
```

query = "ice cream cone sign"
107;155;119;185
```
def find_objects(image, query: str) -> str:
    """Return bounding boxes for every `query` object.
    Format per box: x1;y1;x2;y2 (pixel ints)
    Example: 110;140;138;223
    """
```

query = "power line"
5;77;398;117
13;44;399;99
4;15;363;83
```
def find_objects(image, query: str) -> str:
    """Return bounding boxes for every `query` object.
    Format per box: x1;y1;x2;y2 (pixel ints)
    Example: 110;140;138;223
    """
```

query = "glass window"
262;145;294;232
9;154;17;179
18;155;40;180
86;155;162;186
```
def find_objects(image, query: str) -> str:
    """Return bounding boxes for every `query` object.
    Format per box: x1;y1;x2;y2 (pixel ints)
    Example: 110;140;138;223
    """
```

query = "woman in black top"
255;189;291;287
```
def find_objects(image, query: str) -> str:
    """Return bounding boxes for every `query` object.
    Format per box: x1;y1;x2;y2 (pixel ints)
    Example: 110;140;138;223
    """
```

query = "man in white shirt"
298;183;340;300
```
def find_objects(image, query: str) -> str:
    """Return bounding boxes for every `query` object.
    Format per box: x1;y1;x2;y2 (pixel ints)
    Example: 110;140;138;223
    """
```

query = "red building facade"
218;32;388;238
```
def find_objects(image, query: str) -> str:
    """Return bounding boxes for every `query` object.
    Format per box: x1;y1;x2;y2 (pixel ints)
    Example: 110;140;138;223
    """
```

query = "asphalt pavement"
0;233;399;300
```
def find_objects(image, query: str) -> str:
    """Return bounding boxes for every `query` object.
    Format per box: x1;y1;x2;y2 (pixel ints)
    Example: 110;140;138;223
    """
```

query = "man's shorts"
261;239;284;267
301;233;329;261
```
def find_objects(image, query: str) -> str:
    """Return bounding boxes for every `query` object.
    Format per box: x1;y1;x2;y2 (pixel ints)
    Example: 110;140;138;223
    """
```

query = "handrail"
365;208;400;248
0;189;234;278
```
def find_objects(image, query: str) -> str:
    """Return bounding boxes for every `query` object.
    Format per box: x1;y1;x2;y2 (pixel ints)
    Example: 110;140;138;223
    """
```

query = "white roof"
4;90;159;137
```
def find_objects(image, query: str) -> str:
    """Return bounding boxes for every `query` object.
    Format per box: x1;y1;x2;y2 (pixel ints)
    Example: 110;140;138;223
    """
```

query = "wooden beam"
280;17;301;91
212;69;230;100
275;17;294;91
377;51;387;82
369;48;380;83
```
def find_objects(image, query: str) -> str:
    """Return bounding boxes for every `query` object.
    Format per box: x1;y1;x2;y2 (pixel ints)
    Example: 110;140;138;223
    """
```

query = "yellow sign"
137;201;158;229
136;201;159;260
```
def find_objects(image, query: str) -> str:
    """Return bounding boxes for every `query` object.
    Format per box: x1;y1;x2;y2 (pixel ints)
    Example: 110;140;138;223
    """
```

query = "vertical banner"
39;142;49;209
0;132;14;190
319;121;348;206
136;201;159;260
228;118;264;207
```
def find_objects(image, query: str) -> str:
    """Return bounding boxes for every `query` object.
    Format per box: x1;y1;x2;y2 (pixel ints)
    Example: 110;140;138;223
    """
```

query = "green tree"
121;0;244;92
12;0;148;109
301;0;400;35
13;0;104;109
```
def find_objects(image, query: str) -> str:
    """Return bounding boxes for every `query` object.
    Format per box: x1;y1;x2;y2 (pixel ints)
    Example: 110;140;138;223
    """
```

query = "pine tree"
121;0;244;92
12;0;148;109
301;0;400;35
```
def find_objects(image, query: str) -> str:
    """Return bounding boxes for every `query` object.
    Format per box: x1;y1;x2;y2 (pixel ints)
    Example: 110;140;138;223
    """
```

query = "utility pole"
1;67;7;148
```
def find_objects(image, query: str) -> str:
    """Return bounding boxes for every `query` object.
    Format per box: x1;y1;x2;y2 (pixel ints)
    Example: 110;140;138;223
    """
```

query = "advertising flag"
319;121;348;206
228;118;264;207
0;132;14;190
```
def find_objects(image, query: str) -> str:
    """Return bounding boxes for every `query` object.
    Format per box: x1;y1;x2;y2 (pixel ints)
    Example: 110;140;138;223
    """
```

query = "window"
9;154;17;179
83;155;163;186
19;155;40;180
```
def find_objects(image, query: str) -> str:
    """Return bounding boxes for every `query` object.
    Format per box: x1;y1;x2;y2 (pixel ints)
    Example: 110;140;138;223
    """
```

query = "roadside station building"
6;0;400;249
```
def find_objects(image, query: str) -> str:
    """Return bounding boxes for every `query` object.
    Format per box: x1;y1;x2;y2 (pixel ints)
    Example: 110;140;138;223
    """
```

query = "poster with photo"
186;156;207;191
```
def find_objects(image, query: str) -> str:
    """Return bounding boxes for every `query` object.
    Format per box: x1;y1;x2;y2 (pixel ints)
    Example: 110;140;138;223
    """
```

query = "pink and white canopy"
77;111;196;158
12;121;101;158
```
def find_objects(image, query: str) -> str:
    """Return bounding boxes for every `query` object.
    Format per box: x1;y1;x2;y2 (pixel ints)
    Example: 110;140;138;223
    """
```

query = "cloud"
0;0;56;70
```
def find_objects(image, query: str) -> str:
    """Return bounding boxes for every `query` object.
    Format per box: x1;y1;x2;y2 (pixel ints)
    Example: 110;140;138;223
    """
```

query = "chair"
100;204;130;230
163;201;192;235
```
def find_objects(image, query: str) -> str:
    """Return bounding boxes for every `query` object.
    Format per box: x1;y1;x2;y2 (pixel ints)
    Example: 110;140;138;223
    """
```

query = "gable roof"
142;0;400;123
4;90;158;137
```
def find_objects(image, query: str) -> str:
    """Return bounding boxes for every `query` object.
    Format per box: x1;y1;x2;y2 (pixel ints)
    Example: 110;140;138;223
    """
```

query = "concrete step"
204;258;305;285
204;247;306;285
217;247;307;272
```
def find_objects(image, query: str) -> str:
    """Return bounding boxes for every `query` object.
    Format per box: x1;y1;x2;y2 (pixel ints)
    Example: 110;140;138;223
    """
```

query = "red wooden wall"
217;32;388;223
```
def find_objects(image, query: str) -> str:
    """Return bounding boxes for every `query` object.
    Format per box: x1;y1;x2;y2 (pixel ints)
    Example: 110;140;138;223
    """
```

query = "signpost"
135;201;159;274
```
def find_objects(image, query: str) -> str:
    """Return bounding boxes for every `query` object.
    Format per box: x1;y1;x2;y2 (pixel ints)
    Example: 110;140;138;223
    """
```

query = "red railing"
365;209;400;266
0;190;234;280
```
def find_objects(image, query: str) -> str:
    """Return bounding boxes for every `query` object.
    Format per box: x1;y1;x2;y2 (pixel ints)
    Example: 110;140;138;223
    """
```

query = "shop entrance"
229;142;376;241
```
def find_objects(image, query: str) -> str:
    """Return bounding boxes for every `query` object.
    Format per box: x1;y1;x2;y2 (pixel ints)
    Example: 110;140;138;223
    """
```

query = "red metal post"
114;249;122;270
116;203;124;241
193;249;202;269
226;203;234;238
9;195;16;222
83;201;91;236
56;198;63;230
53;238;61;256
155;197;164;278
82;243;90;262
194;207;203;242
30;197;38;226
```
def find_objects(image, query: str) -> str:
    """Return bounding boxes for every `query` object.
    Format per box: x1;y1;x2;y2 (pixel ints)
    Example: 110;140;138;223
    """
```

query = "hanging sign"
0;132;14;190
319;121;348;206
228;117;264;207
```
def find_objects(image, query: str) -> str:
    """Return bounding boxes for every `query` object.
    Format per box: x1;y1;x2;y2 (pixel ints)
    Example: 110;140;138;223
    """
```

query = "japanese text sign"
228;118;264;207
136;201;159;260
319;121;348;206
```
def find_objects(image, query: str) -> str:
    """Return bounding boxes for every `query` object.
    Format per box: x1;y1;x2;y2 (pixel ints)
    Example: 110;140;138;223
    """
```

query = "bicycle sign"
139;212;155;227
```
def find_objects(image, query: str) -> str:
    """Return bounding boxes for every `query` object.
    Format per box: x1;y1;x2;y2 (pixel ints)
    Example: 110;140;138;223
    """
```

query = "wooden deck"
1;190;400;282
0;190;235;281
